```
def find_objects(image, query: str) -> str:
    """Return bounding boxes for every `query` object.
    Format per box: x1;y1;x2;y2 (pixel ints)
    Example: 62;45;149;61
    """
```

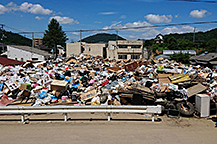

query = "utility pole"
193;27;196;42
1;24;5;53
80;29;82;54
32;32;34;60
114;30;118;59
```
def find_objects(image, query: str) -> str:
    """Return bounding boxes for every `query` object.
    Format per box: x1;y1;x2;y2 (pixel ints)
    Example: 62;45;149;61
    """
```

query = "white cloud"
181;26;195;31
102;19;196;40
120;15;126;19
103;20;160;39
161;26;195;34
128;35;137;39
0;2;53;15
0;5;8;14
140;29;160;39
71;32;80;35
95;21;102;24
145;14;172;23
99;12;116;15
103;20;153;32
20;2;52;15
49;16;79;25
6;2;19;11
189;9;209;18
35;16;43;20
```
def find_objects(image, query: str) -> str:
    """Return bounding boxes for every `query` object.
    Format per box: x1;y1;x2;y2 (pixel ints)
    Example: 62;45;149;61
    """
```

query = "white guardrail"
0;105;162;122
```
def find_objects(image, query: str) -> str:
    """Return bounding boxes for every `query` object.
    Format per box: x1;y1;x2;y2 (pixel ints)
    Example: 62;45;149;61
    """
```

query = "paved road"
0;113;216;144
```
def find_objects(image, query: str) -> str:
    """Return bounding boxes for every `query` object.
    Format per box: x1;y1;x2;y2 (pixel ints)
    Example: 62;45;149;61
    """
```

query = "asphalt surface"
0;113;216;144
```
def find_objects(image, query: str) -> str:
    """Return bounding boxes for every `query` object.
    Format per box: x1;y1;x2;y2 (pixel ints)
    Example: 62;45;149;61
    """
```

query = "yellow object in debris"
91;100;100;105
169;74;190;84
169;74;186;81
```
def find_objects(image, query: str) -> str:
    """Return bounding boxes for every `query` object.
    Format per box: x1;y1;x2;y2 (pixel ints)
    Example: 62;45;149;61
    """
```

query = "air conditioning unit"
195;94;210;117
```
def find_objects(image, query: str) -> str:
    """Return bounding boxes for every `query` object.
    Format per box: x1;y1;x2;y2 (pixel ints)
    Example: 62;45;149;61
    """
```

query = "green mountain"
164;28;217;42
80;33;126;43
0;31;32;46
145;27;217;53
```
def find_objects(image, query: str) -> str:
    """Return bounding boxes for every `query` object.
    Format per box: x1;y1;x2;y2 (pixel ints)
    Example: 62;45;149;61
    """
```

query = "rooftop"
0;57;24;66
8;45;52;57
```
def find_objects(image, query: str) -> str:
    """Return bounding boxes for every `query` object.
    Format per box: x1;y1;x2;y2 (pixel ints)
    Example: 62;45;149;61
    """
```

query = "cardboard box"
51;80;68;91
19;83;31;91
80;89;97;102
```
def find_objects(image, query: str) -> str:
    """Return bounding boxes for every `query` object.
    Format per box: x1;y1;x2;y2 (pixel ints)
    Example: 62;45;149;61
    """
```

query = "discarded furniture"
195;94;210;117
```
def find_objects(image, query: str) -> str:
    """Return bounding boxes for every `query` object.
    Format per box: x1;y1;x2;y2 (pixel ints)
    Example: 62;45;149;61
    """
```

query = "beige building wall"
66;42;107;57
82;43;106;57
107;40;145;60
66;42;82;57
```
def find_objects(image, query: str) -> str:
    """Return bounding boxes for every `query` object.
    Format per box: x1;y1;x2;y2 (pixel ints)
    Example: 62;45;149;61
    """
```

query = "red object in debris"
102;80;109;86
0;94;14;106
0;57;24;66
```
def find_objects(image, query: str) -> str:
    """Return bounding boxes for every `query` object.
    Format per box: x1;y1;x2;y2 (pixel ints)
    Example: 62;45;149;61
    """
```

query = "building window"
131;45;141;48
118;45;127;48
131;55;140;59
89;47;91;51
118;55;127;59
21;58;23;61
15;58;17;60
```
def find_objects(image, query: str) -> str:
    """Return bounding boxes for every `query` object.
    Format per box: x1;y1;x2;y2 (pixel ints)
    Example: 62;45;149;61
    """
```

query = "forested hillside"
0;31;32;46
145;28;217;53
80;33;126;43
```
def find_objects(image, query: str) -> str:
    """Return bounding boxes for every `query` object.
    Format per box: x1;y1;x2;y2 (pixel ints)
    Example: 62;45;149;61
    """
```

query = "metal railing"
0;105;161;122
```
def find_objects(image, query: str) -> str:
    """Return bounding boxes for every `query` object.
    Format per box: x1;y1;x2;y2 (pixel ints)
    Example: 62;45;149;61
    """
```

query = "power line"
4;25;23;32
3;20;217;34
168;0;217;3
64;20;217;33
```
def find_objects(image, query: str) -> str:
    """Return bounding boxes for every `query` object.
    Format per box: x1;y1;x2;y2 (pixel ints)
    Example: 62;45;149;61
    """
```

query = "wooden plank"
106;67;122;72
158;74;172;83
187;83;207;97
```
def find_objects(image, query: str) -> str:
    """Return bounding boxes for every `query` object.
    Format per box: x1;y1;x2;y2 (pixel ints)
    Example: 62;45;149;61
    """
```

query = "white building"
7;45;52;61
66;42;107;58
155;34;164;44
107;40;147;60
66;40;148;60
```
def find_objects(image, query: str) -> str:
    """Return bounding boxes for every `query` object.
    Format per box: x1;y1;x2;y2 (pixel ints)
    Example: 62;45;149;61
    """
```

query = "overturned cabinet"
195;94;210;117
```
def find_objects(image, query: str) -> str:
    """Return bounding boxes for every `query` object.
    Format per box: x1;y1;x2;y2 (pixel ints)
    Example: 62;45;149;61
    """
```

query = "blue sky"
0;0;217;42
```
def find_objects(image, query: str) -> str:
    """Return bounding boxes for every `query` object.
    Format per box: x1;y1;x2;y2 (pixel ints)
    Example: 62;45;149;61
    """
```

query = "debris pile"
0;54;216;117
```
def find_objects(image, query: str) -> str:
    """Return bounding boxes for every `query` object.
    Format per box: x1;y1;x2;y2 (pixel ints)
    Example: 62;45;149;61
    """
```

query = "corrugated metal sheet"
163;50;196;55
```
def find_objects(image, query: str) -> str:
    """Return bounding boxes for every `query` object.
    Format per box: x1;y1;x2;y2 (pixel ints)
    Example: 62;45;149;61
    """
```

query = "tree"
170;53;190;64
43;18;68;59
167;37;177;50
207;38;217;52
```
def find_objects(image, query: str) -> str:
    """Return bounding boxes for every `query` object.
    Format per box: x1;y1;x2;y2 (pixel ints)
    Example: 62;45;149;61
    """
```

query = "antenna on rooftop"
193;27;196;42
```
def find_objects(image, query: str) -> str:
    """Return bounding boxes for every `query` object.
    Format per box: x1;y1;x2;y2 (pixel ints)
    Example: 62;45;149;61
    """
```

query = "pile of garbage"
0;54;216;117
